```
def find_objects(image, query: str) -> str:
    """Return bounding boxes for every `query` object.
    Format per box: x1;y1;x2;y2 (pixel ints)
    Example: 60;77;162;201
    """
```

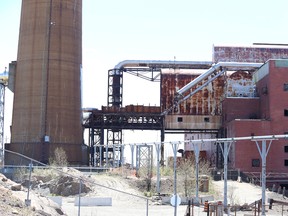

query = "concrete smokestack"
6;0;84;165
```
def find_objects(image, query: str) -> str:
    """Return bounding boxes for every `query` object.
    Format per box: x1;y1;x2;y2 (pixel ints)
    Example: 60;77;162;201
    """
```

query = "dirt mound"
49;175;92;196
24;167;93;197
0;173;65;216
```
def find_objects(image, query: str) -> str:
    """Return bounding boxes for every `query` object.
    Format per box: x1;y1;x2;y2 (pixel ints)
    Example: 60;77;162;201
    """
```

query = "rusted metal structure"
84;46;288;168
213;45;288;63
84;105;164;166
6;0;84;165
161;69;224;131
84;61;212;166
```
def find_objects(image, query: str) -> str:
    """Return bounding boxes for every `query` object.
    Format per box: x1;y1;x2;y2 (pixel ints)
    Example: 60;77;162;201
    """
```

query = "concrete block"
180;195;214;205
74;197;112;206
48;196;62;206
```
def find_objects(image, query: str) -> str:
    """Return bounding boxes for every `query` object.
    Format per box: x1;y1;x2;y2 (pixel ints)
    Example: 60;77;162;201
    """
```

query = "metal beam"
117;134;288;208
218;141;233;209
253;139;273;216
171;142;180;216
154;142;161;194
192;142;201;202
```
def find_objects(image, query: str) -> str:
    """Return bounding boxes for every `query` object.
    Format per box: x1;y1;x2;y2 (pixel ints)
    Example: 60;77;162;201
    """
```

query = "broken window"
252;159;260;167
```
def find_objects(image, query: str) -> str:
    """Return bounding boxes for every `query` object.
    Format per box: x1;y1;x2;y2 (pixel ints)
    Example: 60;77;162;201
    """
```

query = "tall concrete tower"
6;0;84;165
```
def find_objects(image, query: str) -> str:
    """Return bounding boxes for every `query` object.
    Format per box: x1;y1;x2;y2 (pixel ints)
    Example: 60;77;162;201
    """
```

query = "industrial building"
182;47;288;184
84;45;288;183
224;59;288;176
3;1;288;189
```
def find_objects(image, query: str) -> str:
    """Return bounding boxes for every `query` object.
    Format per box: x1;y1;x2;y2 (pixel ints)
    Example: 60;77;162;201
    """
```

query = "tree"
177;157;210;197
49;147;68;166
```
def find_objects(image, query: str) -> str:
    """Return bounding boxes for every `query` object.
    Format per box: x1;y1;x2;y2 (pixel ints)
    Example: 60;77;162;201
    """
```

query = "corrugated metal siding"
161;72;224;115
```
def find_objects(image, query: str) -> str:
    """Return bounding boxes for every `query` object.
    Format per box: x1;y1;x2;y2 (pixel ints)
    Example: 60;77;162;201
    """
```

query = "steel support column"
254;139;273;216
88;128;104;167
136;145;153;178
0;83;5;166
219;141;233;209
154;142;161;194
171;142;180;216
192;142;201;202
130;144;135;169
160;128;165;166
107;68;123;167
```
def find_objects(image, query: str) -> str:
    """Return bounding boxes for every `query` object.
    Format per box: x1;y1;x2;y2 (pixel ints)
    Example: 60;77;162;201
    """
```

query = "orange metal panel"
161;72;224;116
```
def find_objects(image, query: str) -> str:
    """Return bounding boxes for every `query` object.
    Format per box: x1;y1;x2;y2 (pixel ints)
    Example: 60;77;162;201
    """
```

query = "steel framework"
107;69;123;167
0;83;5;165
136;144;153;178
121;134;288;216
83;110;164;167
85;60;263;168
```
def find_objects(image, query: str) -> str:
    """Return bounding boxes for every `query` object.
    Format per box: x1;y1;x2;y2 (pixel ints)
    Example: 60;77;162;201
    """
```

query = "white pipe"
114;60;212;70
185;134;286;143
177;62;263;96
177;64;219;96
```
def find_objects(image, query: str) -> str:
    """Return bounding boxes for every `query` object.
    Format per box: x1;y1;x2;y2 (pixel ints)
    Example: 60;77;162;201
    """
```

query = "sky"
0;0;288;159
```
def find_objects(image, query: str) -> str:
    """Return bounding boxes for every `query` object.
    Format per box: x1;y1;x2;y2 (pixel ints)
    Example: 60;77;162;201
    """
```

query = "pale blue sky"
1;0;288;107
0;0;288;146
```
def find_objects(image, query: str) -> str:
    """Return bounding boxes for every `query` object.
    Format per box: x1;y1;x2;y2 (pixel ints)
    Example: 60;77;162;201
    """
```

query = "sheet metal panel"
213;46;288;63
226;71;254;97
161;72;224;116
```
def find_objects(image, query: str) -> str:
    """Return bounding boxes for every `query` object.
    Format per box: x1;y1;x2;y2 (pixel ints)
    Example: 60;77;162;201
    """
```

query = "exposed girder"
162;61;263;115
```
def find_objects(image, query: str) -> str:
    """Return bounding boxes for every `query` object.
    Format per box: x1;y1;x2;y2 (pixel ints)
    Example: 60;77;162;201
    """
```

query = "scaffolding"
0;68;8;166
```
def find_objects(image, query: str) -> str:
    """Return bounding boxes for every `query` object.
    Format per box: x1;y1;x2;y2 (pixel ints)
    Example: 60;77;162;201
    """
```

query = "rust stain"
100;105;161;113
213;46;288;63
161;72;224;115
226;71;254;97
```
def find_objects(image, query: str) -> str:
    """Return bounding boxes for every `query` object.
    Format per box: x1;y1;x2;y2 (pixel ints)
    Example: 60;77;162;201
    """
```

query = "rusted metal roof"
213;45;288;63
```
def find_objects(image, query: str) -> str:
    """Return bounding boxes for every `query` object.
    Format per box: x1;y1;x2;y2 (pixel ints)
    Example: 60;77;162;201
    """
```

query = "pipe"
177;62;263;96
114;60;213;70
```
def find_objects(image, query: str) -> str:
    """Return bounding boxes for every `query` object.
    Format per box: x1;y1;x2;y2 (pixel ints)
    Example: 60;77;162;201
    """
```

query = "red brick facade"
223;60;288;173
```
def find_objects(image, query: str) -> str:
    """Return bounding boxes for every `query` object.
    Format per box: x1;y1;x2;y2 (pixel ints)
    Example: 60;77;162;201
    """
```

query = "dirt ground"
1;168;288;216
213;180;288;216
61;172;288;216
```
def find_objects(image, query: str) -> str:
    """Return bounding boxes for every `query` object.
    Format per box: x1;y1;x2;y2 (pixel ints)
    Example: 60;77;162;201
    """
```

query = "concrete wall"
8;0;83;165
74;197;112;206
165;115;221;130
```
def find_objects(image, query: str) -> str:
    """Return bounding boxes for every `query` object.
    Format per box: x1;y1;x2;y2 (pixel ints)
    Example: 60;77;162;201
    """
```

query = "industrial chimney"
6;0;84;165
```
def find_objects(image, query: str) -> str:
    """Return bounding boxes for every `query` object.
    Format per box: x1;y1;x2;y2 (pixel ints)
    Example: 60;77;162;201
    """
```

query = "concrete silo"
6;0;84;165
